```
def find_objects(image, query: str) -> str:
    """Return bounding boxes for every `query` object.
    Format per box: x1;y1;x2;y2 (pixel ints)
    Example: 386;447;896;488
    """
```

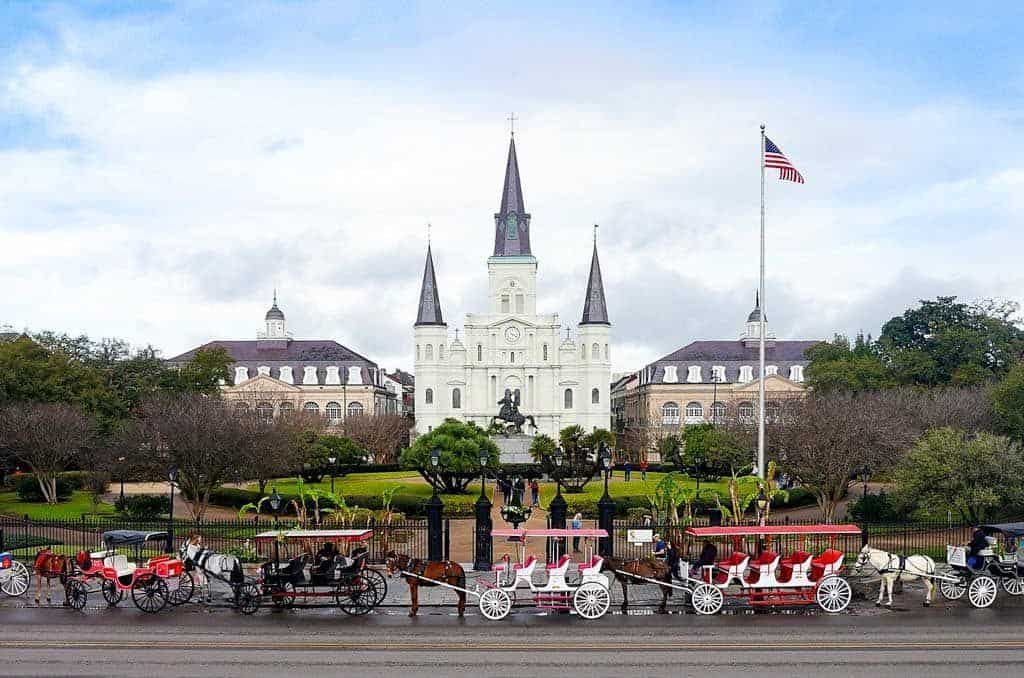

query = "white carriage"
0;551;30;598
940;523;1024;608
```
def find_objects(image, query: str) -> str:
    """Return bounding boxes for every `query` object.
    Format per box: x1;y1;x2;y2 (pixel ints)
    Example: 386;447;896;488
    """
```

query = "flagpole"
758;124;767;480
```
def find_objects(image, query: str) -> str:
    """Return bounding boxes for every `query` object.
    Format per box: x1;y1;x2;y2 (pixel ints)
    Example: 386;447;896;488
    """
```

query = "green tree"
166;347;233;395
992;363;1024;443
805;334;896;393
891;427;1024;523
400;419;499;493
528;433;558;465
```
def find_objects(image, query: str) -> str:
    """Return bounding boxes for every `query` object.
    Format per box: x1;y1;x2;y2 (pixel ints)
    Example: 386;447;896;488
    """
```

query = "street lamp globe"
554;447;564;468
328;456;337;466
756;487;768;512
268;487;282;515
167;465;178;484
478;449;489;468
430;448;441;468
860;465;871;485
599;443;611;471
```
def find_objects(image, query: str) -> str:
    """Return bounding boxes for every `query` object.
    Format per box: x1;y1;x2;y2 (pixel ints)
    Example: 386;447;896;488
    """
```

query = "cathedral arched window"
604;344;609;361
438;344;445;360
325;402;342;423
477;344;483;362
501;294;510;313
661;402;679;425
564;388;573;409
452;388;461;409
425;388;433;405
347;402;364;417
416;344;420;361
256;401;274;421
543;344;549;361
591;388;600;404
515;294;524;313
592;343;599;360
581;344;587;359
425;344;433;360
303;402;319;415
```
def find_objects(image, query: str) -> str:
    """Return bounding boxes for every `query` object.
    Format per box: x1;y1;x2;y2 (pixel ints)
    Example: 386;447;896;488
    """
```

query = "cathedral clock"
504;326;521;344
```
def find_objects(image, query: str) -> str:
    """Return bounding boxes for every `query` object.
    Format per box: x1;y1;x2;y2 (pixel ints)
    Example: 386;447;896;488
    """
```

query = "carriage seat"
810;549;844;581
708;552;749;585
104;554;136;580
577;555;604;576
546;554;572;572
744;551;779;585
778;551;812;583
514;555;538;571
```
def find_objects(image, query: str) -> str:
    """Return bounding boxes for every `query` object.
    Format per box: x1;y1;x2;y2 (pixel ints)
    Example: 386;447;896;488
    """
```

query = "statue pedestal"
492;435;533;465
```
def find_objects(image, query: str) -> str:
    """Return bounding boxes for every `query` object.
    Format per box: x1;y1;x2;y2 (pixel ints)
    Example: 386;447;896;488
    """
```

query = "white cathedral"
413;135;612;438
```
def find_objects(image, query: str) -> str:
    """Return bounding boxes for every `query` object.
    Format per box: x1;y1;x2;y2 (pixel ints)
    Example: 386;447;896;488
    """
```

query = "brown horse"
32;548;73;605
603;556;674;613
385;551;466;617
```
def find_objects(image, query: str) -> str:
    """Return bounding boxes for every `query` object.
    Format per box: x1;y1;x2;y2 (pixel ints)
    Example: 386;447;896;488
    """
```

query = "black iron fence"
0;515;435;565
611;517;987;562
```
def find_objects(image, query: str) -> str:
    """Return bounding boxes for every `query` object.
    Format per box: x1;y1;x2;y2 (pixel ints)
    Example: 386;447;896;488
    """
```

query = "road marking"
7;639;1024;652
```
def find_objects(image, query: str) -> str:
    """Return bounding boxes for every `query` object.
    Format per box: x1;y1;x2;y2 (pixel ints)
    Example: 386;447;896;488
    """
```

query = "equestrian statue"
491;388;537;435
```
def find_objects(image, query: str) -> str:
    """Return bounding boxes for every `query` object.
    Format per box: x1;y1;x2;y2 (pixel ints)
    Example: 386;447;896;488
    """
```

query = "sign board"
628;529;654;545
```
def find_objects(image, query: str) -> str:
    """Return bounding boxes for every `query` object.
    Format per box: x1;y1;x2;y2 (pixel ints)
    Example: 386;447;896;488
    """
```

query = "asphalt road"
5;598;1024;677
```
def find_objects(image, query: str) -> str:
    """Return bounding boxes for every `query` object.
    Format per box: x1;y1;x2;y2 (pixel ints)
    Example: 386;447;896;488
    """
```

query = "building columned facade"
414;135;612;438
167;294;398;424
611;296;817;459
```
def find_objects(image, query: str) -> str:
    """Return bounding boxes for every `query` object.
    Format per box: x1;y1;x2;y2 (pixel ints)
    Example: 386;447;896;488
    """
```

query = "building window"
302;402;319;415
711;365;726;382
738;365;753;383
686;366;702;383
515;294;524;313
662;366;678;383
425;388;433;405
425;344;433;360
325;402;342;422
278;366;294;384
592;342;599;360
564;388;573;409
738;401;754;421
279;402;294;414
438;344;445;360
711;401;726;422
765;365;778;377
303;366;318;385
581;344;587;360
766;401;781;423
347;402;364;417
604;344;609;361
235;402;249;413
452;388;461;409
789;365;804;382
685;402;704;422
501;294;510;313
591;387;600;404
661;402;680;425
257;365;270;376
543;344;548;361
416;344;420;361
477;344;483;361
510;351;515;364
234;366;249;383
256;401;274;420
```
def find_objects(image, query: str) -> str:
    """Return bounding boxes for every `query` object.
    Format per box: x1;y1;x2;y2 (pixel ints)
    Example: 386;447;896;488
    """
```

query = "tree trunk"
258;479;268;495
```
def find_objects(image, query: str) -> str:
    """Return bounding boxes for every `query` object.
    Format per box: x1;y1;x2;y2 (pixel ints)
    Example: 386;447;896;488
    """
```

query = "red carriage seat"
546;554;571;570
514;555;537;571
811;549;844;581
577;555;603;573
744;551;778;585
778;550;812;583
709;552;749;584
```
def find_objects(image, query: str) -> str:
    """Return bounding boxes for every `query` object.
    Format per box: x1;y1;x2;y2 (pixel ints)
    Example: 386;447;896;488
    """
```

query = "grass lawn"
0;490;116;520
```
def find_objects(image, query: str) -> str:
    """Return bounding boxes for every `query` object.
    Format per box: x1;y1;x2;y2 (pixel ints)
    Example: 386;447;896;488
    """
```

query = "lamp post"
596;442;614;557
328;456;337;494
756;485;768;527
474;447;492;571
118;456;126;504
268;487;283;568
553;448;564;498
860;465;871;500
600;443;612;497
710;372;719;426
549;447;568;558
427;448;444;560
694;454;704;494
166;465;178;553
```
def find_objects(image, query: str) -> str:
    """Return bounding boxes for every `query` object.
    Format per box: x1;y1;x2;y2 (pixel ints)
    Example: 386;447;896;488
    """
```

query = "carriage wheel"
1001;577;1024;596
816;576;852;613
479;588;512;620
131;576;169;614
939;573;967;600
690;583;724;615
234;583;261;615
271;582;296;608
336;576;377;616
101;579;124;606
967;575;997;608
168;571;195;606
0;560;30;597
65;579;89;610
573;582;610;619
361;568;388;606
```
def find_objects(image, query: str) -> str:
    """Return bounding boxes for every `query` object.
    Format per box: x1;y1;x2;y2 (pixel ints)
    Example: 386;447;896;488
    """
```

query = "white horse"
854;545;936;607
179;540;244;603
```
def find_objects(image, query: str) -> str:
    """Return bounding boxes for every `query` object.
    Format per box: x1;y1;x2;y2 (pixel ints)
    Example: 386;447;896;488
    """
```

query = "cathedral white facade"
413;135;611;438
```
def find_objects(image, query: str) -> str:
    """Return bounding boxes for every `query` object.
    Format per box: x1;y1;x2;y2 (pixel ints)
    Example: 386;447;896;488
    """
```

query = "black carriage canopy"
979;523;1024;540
102;530;169;547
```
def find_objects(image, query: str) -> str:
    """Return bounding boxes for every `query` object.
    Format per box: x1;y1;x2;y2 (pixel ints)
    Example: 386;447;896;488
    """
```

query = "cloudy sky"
2;2;1023;374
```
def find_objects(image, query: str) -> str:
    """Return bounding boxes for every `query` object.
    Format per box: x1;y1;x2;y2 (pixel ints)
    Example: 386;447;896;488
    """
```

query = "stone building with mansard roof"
413;134;611;437
167;294;398;424
612;295;818;459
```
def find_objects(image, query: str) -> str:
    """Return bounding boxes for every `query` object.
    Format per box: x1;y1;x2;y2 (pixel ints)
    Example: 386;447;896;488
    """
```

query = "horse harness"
404;557;460;582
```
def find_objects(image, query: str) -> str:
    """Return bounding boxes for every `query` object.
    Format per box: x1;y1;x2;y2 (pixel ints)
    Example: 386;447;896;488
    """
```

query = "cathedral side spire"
580;237;610;326
493;134;532;257
415;243;445;326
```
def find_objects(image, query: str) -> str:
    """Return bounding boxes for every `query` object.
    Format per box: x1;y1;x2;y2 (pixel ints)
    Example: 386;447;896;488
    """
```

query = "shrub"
846;491;899;522
15;475;73;503
115;494;171;519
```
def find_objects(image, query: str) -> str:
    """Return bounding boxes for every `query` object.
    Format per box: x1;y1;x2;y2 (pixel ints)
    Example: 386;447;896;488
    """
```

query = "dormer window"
302;366;318;385
712;365;726;382
662;366;679;383
686;366;702;383
234;366;249;383
789;365;804;382
278;366;294;384
765;365;778;377
738;365;753;383
325;366;341;384
348;366;363;385
257;366;270;376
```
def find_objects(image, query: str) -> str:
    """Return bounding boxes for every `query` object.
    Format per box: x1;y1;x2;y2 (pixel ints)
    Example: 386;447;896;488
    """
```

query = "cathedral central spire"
493;135;532;257
415;243;445;326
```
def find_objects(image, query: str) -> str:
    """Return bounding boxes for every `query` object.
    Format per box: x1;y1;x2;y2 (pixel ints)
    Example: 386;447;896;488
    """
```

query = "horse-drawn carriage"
940;523;1024;608
0;551;30;598
238;529;382;615
64;530;193;613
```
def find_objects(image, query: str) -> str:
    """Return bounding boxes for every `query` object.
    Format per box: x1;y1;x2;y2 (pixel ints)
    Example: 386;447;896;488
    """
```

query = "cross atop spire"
507;112;518;137
493;134;532;256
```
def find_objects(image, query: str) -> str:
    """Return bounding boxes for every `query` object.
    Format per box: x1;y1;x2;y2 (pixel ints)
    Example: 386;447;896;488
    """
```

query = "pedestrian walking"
571;512;583;552
499;476;510;505
529;478;539;507
515;477;526;505
652;533;667;560
640;459;648;481
624;461;632;482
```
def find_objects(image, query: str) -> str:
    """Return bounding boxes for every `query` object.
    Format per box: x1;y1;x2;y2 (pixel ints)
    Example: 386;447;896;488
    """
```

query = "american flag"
764;137;804;184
